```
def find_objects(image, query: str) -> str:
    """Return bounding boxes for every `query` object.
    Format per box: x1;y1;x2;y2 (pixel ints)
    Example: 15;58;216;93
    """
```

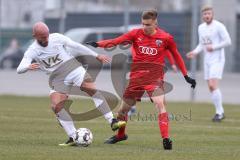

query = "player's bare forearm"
96;55;111;64
28;63;40;70
17;63;40;74
17;58;37;74
186;51;197;59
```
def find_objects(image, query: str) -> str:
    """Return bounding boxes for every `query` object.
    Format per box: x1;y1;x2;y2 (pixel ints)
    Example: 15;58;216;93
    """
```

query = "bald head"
33;22;49;36
33;22;49;47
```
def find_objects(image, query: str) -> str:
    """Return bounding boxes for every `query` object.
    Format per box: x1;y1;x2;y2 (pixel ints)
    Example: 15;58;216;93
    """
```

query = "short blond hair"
142;9;158;20
201;5;213;12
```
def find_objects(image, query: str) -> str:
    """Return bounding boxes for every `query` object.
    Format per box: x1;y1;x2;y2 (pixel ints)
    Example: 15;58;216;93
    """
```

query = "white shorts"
49;66;86;95
204;62;225;80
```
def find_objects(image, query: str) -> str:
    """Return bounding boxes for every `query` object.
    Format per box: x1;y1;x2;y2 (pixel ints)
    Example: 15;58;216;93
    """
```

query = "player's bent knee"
51;101;65;113
208;85;217;92
156;102;165;109
123;98;136;107
152;97;164;105
80;82;97;96
50;93;68;113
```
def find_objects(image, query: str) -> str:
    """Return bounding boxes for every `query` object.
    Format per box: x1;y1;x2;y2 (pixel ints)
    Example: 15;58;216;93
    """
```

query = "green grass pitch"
0;95;239;160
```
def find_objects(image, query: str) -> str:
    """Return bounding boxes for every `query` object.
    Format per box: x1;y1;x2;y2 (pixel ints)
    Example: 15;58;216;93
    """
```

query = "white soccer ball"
75;128;93;147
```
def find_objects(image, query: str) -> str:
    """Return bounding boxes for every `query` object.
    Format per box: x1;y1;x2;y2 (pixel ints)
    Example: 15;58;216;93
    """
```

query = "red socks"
117;115;128;139
158;112;169;139
116;113;169;139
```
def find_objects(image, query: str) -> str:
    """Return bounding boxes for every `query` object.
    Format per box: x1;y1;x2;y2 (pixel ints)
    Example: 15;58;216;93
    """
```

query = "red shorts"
123;85;156;101
123;62;166;100
123;76;165;101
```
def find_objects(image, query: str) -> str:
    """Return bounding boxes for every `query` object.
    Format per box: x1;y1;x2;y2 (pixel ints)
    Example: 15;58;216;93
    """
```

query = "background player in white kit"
187;6;231;122
17;22;126;146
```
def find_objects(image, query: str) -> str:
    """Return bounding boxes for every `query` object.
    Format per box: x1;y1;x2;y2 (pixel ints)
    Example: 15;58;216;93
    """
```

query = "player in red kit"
86;10;196;150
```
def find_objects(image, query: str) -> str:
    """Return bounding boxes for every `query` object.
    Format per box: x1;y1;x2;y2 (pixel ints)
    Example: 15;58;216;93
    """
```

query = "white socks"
56;91;114;139
57;108;77;139
211;89;224;115
128;105;136;116
92;91;114;124
55;91;114;139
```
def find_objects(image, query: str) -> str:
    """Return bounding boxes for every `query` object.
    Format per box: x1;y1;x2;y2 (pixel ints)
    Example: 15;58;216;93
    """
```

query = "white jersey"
193;20;231;64
17;33;98;74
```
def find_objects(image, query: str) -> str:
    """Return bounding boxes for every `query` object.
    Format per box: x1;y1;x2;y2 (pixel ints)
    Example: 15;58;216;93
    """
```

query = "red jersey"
97;27;187;76
165;50;175;65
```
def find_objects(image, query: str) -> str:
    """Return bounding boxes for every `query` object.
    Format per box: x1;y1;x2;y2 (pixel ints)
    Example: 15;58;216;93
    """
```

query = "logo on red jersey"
139;46;158;55
155;39;163;47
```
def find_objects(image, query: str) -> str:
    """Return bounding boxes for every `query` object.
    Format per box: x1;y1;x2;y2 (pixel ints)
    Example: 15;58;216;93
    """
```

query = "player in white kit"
187;6;231;122
17;22;126;146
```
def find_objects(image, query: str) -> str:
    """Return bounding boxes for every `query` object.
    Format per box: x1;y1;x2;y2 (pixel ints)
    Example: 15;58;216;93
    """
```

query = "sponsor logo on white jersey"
202;36;212;45
138;46;158;55
41;54;63;68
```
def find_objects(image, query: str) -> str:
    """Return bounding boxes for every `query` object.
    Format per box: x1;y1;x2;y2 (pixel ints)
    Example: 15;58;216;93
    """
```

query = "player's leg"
208;78;225;121
50;91;77;146
80;80;126;131
104;98;136;144
207;62;225;122
113;86;143;142
117;98;136;137
128;105;137;116
67;67;125;131
151;94;172;150
105;85;144;144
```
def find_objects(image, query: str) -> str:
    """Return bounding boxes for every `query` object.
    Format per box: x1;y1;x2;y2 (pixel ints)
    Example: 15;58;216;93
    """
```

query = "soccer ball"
75;128;93;147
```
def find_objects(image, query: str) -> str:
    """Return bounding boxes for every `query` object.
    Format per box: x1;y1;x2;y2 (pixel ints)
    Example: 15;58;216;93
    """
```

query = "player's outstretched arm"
167;36;196;89
58;34;99;57
86;31;134;48
59;34;111;64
